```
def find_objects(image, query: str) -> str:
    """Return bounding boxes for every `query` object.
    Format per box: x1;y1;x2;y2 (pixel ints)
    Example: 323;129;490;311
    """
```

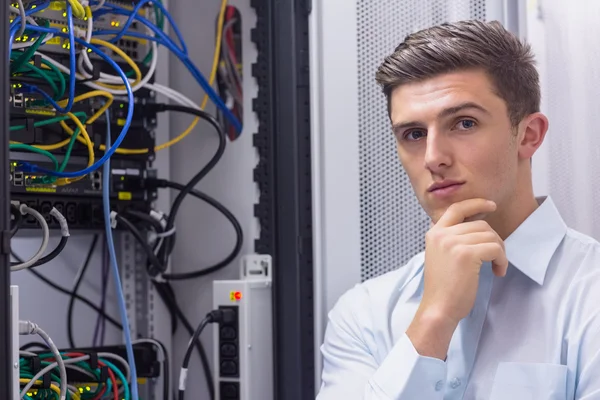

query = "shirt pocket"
489;362;568;400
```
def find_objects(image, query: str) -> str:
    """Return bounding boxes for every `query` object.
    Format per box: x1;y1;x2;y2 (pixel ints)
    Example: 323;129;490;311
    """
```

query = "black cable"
11;251;123;330
124;209;176;253
146;337;170;400
119;210;180;334
19;342;49;351
150;180;243;281
67;235;99;348
149;104;226;272
124;209;164;234
178;309;235;400
178;314;214;400
10;204;22;237
152;281;214;400
115;213;165;276
10;205;70;268
10;237;68;268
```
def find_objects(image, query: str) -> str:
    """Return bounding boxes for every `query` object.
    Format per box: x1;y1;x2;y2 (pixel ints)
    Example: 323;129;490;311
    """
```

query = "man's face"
389;69;520;223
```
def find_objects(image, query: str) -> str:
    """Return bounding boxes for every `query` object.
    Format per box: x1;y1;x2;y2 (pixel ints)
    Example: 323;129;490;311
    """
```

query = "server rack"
251;0;315;399
1;1;13;399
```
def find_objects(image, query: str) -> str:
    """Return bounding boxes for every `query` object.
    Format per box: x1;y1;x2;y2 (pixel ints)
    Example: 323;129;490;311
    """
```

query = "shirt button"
450;378;462;389
435;380;444;391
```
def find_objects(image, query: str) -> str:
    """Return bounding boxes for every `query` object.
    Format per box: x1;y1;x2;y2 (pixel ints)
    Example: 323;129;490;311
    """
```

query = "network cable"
92;1;242;133
13;24;134;178
102;109;140;400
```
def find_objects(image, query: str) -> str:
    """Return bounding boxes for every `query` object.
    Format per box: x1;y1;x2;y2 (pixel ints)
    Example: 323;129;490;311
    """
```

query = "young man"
317;20;600;400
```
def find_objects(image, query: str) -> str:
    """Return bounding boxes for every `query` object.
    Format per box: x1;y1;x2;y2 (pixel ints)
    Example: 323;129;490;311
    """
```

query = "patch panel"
11;195;151;230
9;157;156;230
9;1;153;63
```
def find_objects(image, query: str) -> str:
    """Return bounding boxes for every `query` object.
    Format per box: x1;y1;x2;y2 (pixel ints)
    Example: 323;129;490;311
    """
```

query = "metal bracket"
0;231;10;255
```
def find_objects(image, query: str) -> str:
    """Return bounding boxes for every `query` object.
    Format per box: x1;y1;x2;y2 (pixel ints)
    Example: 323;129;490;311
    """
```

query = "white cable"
132;338;166;362
33;38;158;95
77;41;158;94
11;204;49;271
65;364;97;380
155;226;176;238
97;352;131;382
14;0;27;39
144;82;199;108
10;5;46;49
19;321;67;400
76;16;157;94
33;50;197;109
90;0;106;11
11;33;54;50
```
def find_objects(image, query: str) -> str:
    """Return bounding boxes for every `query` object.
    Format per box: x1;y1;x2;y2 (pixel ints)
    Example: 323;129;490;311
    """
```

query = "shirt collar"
504;196;567;285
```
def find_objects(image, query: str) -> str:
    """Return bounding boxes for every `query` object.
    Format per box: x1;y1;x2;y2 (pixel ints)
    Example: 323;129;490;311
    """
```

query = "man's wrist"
406;307;459;361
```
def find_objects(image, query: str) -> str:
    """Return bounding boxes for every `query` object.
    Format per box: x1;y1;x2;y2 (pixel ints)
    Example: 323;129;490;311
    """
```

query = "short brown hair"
375;20;540;127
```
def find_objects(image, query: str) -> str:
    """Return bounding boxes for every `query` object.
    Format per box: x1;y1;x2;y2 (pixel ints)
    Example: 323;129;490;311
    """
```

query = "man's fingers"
446;220;495;235
448;232;503;247
436;199;497;228
470;242;509;277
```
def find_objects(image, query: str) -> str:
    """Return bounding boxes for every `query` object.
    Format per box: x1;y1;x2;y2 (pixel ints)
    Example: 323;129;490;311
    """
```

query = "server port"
65;203;77;224
220;361;238;377
92;181;101;190
220;343;237;358
91;171;101;180
13;171;23;186
220;382;240;399
40;202;52;223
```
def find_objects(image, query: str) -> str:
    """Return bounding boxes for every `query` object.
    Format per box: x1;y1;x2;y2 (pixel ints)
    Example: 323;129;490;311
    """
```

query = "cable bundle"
8;1;245;399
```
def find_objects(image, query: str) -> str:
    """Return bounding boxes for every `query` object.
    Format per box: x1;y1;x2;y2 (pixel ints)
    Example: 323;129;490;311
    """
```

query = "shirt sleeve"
316;286;447;400
570;271;600;399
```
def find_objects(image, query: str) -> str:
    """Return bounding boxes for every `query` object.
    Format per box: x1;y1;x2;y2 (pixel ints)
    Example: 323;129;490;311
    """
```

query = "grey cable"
90;0;106;11
97;352;131;382
19;355;89;399
11;205;50;271
19;321;68;400
65;364;96;381
15;0;26;39
132;338;166;363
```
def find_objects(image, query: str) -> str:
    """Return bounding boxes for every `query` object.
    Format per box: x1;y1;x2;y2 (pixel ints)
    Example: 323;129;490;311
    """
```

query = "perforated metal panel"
357;0;488;281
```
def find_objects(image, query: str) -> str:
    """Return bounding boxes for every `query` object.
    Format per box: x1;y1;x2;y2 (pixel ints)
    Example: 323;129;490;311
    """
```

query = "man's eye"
403;130;426;141
454;119;477;130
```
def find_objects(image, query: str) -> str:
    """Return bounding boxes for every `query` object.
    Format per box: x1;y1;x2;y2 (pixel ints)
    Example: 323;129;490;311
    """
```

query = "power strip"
212;255;273;400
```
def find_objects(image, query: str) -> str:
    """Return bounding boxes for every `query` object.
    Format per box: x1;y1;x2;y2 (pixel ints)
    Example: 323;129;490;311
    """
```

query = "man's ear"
518;112;549;160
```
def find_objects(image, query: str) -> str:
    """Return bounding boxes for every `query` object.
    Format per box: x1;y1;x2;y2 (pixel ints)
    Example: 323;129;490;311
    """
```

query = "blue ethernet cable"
15;24;134;178
98;0;187;55
9;2;79;114
90;6;243;133
102;109;139;400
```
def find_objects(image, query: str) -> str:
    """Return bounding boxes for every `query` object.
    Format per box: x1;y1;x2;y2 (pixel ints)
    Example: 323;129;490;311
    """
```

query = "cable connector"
110;211;118;229
19;320;39;335
50;207;70;237
16;162;38;173
208;308;236;325
150;210;167;229
144;177;168;189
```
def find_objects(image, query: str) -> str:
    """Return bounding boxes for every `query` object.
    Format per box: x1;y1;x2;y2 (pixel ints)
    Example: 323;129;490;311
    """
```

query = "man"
317;20;600;400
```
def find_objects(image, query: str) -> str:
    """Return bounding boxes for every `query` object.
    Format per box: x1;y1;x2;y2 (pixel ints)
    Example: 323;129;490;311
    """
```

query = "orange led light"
229;291;243;301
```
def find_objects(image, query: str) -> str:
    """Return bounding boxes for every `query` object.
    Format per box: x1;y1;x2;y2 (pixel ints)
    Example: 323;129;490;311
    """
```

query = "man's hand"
406;198;509;360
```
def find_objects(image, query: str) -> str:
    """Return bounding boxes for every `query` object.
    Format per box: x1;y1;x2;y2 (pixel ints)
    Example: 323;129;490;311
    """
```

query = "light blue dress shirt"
317;196;600;399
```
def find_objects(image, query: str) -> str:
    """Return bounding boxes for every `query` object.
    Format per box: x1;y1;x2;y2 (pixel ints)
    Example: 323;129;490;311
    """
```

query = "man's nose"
423;130;452;172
